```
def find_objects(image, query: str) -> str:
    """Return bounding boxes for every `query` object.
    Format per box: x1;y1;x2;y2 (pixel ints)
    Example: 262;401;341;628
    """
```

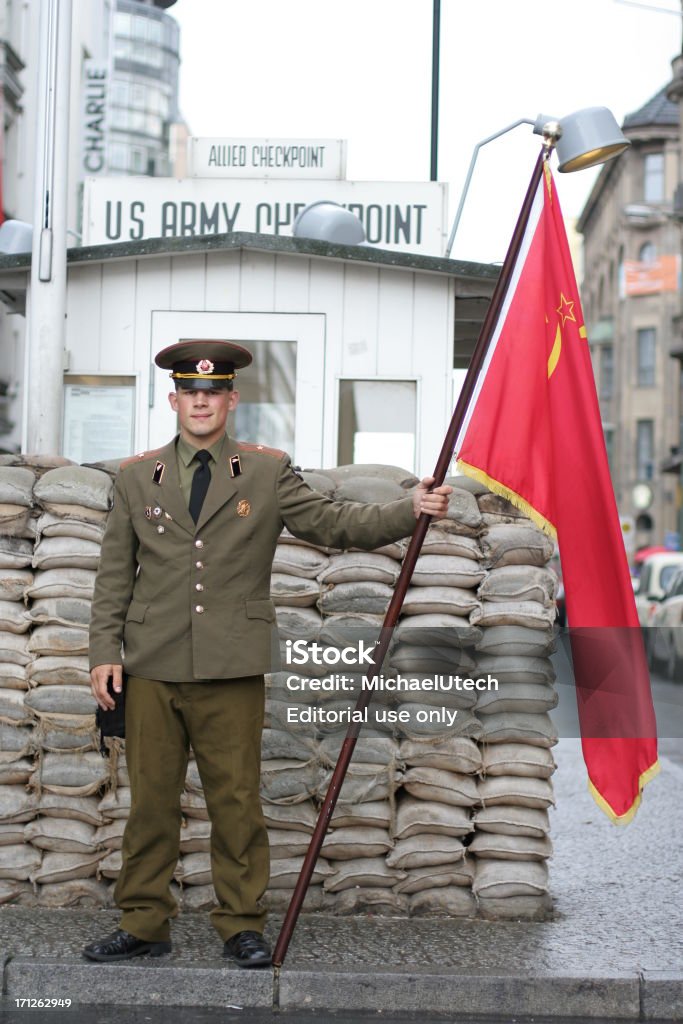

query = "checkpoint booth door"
148;311;326;468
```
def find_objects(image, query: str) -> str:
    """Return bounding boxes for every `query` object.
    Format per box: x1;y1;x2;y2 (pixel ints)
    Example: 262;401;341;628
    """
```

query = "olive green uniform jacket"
89;435;416;681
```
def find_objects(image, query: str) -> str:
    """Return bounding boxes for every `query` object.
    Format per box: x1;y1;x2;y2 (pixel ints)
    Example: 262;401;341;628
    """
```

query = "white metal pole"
24;0;73;453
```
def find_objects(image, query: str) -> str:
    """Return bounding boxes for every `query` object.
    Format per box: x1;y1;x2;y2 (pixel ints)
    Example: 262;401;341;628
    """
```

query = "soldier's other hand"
413;477;453;520
90;664;124;711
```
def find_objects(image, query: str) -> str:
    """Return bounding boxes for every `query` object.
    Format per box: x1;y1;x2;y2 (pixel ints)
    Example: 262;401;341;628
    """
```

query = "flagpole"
272;144;550;969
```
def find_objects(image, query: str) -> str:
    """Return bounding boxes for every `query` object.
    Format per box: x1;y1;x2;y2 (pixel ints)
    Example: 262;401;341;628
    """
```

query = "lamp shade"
0;219;33;254
555;106;630;173
293;201;365;244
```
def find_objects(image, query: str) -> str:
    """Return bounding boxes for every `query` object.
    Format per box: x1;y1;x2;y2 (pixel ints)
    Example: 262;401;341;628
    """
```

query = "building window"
618;245;625;300
130;148;146;174
639;241;656;264
636;419;654;480
107;142;129;171
338;380;417;470
604;425;615;471
637;328;656;387
599;345;614;399
644;152;664;202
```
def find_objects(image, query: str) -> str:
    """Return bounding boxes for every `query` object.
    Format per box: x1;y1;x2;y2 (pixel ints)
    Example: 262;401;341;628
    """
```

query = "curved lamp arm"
444;117;536;258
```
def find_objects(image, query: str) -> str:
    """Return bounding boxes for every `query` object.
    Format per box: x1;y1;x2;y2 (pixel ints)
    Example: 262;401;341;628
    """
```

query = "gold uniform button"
195;583;204;592
195;561;204;569
194;539;204;549
195;604;204;614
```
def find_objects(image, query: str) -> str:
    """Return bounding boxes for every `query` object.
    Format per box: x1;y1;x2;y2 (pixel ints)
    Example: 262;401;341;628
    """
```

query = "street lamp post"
23;0;73;454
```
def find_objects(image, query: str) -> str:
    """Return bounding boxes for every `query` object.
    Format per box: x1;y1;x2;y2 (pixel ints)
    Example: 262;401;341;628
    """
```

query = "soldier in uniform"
83;339;452;967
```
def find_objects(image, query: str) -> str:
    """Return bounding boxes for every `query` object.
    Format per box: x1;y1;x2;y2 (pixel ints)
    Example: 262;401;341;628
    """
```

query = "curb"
3;957;683;1019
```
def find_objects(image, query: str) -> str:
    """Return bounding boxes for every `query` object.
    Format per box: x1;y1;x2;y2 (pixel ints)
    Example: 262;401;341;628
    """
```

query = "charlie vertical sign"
83;177;447;254
80;61;109;177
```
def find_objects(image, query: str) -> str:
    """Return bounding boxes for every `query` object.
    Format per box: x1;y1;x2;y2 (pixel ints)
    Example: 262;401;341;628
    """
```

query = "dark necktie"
189;449;212;524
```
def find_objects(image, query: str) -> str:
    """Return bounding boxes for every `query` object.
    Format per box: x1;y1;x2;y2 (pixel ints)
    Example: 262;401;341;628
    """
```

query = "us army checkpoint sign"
82;176;448;255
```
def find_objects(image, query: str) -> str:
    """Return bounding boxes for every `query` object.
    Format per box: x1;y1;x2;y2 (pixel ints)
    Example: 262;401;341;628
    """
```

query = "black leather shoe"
223;930;272;968
83;928;172;962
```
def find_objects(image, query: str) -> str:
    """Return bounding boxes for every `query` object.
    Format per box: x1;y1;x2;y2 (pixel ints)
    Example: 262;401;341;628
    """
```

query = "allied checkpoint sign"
188;137;347;180
82;177;448;255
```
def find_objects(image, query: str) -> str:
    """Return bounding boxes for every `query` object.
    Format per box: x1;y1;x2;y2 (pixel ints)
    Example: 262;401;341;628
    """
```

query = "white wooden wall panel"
204;251;241;309
169;254;207;312
274;254;310;312
239;251;276;312
413;275;453;473
99;262;137;373
134;258;172;453
340;264;379;376
376;269;415;376
65;265;102;371
309;259;344;466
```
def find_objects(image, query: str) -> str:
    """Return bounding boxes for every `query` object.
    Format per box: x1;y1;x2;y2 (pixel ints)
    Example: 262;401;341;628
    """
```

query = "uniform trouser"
114;675;269;943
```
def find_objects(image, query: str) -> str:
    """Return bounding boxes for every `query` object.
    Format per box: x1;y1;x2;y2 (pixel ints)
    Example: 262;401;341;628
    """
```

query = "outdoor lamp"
293;201;366;245
534;106;630;173
445;105;630;257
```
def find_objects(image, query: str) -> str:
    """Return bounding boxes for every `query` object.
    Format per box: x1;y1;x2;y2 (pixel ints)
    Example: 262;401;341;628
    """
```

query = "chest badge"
144;506;152;520
236;499;251;518
229;454;242;478
153;461;166;485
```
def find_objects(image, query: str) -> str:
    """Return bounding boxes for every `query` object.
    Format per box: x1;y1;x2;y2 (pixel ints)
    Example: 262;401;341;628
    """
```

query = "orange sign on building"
624;254;680;296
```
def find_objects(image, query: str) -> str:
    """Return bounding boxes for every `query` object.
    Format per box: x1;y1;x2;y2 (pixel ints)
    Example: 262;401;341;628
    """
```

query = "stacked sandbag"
0;460;559;917
381;483;485;918
20;466;114;905
0;466;41;904
27;466;110;751
465;486;557;920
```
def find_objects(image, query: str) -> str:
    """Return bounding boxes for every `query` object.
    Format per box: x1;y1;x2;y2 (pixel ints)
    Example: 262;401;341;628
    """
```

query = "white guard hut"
0;232;497;472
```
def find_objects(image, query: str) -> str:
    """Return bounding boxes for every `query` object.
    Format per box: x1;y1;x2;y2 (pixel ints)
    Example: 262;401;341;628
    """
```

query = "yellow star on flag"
556;293;576;327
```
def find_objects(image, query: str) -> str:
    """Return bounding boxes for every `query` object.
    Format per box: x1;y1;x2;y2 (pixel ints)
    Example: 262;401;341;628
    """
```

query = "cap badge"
196;359;214;375
237;499;251;517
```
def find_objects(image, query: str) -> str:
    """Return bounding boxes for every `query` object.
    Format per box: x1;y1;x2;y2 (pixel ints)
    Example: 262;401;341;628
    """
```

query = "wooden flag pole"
272;147;548;968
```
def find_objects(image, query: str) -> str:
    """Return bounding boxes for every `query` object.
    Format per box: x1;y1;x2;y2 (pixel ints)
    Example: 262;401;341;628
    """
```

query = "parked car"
633;552;683;628
647;566;683;681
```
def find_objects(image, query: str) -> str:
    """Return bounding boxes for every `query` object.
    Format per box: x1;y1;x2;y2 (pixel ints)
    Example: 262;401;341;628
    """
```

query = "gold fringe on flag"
456;460;558;540
588;760;661;826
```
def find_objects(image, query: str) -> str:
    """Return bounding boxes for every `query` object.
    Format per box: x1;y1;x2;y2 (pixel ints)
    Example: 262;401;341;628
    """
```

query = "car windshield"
660;564;683;593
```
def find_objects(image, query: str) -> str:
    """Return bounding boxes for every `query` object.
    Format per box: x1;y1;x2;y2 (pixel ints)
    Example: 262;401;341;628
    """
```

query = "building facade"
578;86;682;549
107;0;180;178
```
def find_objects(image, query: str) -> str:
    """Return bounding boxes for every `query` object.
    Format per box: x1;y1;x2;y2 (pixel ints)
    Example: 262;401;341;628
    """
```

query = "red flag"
456;161;658;824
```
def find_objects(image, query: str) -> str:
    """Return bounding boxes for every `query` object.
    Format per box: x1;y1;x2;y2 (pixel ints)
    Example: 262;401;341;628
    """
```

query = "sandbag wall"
0;458;559;917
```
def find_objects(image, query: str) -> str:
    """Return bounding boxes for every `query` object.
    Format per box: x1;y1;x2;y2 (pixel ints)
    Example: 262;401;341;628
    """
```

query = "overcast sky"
172;0;680;264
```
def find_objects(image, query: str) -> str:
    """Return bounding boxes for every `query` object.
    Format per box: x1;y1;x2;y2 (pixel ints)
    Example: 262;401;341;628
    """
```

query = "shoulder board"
120;447;166;470
237;442;285;459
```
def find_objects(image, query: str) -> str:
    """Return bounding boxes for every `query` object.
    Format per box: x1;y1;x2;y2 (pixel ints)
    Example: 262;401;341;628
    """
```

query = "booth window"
338;380;416;469
233;340;296;454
